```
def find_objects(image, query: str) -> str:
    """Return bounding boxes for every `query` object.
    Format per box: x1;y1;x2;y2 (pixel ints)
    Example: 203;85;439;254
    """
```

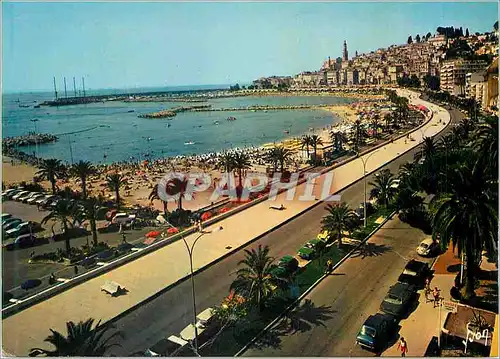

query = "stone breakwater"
124;97;207;103
138;105;213;119
190;104;333;112
3;133;58;148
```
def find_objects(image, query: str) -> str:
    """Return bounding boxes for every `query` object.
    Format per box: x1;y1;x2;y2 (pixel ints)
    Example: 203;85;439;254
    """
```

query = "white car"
416;238;439;257
12;191;29;201
36;195;54;205
19;192;38;203
27;194;46;205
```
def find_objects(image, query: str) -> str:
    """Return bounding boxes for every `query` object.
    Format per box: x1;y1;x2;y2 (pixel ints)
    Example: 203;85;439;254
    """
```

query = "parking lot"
2;198;161;293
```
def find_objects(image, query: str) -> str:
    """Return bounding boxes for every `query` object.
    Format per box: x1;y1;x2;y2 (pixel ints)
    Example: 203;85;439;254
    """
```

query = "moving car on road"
397;259;430;287
356;313;397;351
271;255;299;278
142;335;189;357
380;282;417;318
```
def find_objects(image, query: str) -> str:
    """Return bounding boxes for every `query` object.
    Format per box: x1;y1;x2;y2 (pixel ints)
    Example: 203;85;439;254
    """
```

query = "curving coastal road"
2;90;456;355
107;100;463;356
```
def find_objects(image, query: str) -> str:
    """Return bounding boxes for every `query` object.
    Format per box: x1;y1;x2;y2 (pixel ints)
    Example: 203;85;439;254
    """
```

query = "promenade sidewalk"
2;91;451;355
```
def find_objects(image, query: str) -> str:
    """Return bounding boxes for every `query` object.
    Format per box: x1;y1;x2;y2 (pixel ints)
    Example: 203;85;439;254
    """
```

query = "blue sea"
2;86;355;164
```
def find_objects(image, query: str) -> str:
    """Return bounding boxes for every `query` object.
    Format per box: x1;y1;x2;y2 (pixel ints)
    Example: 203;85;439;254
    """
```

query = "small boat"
227;116;237;121
184;141;195;145
167;123;171;127
19;104;30;108
283;130;289;134
34;104;41;108
213;121;220;125
127;110;135;113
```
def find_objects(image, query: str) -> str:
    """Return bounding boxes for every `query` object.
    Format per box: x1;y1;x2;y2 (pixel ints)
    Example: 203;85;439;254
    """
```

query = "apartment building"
440;59;488;95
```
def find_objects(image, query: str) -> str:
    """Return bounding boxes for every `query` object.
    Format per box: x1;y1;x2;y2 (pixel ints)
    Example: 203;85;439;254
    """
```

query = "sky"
2;1;498;92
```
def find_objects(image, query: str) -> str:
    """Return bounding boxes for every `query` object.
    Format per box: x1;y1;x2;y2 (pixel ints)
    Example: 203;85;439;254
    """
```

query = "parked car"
5;221;40;238
36;195;54;206
356;313;397;351
12;191;29;201
2;218;23;231
4;189;22;200
112;213;136;225
27;194;46;205
116;242;134;256
297;239;326;260
80;256;97;269
21;192;41;203
4;234;37;250
380;282;417;318
271;255;299;278
2;189;18;199
17;192;36;202
41;196;58;208
398;259;430;287
416;238;440;257
1;213;12;222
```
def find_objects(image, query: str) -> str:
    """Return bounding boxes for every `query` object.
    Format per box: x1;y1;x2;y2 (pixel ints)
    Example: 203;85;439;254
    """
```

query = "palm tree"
351;119;366;153
273;146;294;172
370;115;382;139
166;177;188;211
474;115;498;177
29;318;121;356
230;245;279;311
301;135;313;159
414;136;437;164
369;169;397;207
106;173;126;209
41;199;77;254
437;134;459;153
384;113;394;132
148;183;168;216
309;134;323;161
70;161;96;199
36;159;66;194
431;159;497;299
321;202;358;248
265;148;279;173
78;196;104;246
330;131;348;152
217;152;235;173
231;151;251;188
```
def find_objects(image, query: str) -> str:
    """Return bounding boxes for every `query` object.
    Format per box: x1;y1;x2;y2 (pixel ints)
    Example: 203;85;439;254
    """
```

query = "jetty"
188;104;334;112
3;133;58;148
138;104;212;119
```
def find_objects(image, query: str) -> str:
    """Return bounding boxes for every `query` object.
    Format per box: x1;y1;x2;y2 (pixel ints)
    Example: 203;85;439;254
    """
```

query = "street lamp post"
359;151;377;228
164;222;220;355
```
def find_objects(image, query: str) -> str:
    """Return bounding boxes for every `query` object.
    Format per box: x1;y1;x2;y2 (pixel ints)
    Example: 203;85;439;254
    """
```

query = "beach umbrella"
146;230;161;238
201;212;212;221
167;227;179;234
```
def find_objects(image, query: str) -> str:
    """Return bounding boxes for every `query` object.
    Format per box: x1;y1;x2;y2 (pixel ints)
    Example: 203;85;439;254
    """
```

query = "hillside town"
252;23;498;113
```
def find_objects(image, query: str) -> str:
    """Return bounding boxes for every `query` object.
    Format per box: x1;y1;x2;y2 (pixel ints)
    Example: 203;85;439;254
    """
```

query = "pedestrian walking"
397;337;408;357
197;220;203;233
74;266;79;276
119;223;123;234
433;286;441;307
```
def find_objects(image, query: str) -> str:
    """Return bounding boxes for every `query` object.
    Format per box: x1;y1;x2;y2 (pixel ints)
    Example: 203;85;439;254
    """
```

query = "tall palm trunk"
90;218;98;246
63;221;70;254
177;196;182;211
337;231;342;248
115;188;120;209
50;176;57;194
465;246;477;299
81;176;87;199
162;201;168;216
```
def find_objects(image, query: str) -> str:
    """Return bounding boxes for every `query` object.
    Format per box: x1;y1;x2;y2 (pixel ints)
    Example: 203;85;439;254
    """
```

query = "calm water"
2;89;355;164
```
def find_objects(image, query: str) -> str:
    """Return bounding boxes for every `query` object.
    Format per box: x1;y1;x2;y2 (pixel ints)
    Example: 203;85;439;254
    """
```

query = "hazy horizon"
3;1;498;92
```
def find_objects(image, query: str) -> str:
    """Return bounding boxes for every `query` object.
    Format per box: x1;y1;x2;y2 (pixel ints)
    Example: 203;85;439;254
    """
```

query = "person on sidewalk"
433;286;441;307
397;337;408;357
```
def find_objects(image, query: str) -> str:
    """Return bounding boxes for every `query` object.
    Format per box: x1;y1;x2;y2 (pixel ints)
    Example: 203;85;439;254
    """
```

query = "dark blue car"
356;313;397;351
